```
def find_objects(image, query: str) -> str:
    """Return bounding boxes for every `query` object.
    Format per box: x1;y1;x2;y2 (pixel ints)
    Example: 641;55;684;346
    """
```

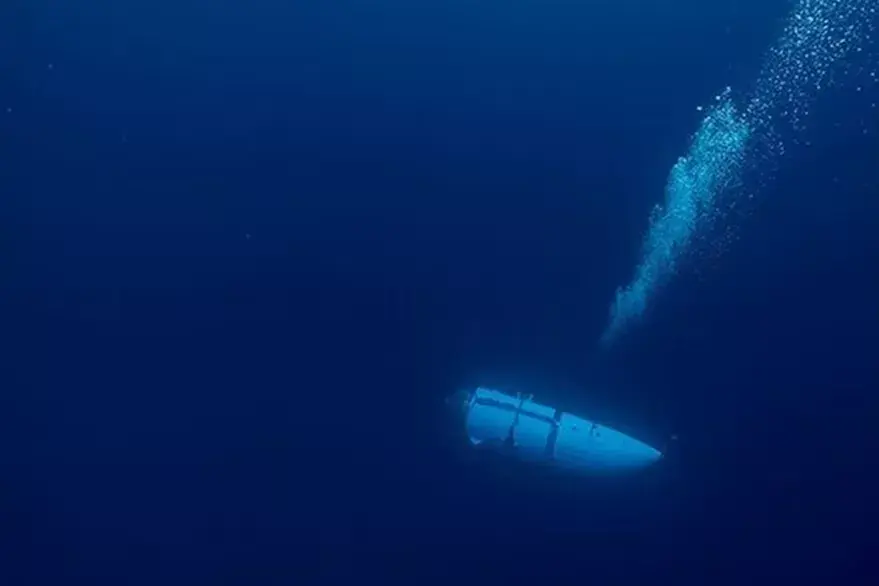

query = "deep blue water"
3;0;878;583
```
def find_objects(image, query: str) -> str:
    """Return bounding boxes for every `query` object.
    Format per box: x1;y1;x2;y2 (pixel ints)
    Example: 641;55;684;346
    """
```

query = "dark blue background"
2;0;878;583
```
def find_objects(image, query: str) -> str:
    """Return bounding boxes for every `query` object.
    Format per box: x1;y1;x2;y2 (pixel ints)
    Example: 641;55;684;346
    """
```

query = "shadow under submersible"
447;387;663;472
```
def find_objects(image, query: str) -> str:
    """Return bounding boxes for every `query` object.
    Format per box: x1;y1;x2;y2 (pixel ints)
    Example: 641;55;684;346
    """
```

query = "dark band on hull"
472;395;562;460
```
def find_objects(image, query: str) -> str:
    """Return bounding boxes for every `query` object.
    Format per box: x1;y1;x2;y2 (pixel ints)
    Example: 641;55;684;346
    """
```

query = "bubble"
749;0;877;136
601;91;751;347
600;0;877;347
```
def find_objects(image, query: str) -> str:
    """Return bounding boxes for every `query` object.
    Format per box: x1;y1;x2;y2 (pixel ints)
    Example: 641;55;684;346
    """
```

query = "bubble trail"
600;0;876;348
600;91;751;347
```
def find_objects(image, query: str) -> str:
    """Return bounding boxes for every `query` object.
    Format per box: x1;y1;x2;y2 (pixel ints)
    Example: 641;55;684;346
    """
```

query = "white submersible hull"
449;387;662;471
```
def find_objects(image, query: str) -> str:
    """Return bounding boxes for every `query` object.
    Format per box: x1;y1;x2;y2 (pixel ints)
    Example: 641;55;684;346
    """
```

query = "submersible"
447;387;662;472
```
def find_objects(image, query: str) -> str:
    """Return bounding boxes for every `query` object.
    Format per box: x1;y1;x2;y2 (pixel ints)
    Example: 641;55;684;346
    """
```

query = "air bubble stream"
599;0;877;348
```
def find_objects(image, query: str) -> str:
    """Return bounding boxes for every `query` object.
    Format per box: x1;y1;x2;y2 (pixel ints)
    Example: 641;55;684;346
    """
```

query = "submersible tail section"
447;387;662;472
